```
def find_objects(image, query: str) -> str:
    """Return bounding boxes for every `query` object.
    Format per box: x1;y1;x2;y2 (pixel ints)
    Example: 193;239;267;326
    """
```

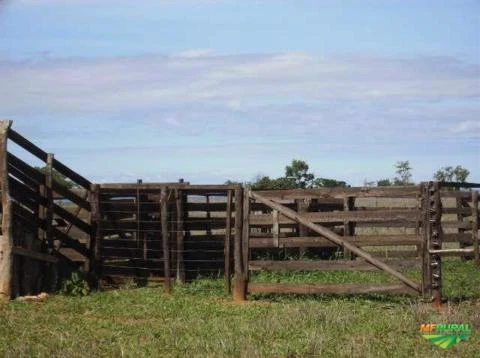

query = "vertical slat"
90;184;101;276
272;209;279;248
472;190;479;265
430;182;443;306
420;183;429;299
233;187;245;301
0;120;13;302
343;196;355;260
161;187;171;294
45;154;54;250
242;188;250;275
224;190;232;293
176;189;185;284
297;199;309;256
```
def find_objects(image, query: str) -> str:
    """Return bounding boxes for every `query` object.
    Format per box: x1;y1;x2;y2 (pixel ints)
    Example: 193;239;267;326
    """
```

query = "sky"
0;0;478;185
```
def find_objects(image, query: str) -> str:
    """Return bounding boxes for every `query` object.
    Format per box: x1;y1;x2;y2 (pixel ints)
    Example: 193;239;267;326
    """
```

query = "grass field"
0;259;479;357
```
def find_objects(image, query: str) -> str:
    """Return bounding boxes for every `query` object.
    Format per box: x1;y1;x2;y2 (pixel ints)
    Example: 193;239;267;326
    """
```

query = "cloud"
0;52;478;118
451;120;480;135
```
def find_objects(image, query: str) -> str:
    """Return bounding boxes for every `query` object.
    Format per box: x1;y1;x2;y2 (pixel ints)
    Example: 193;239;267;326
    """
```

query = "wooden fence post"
0;120;13;302
90;184;101;278
233;187;246;301
161;187;172;294
472;190;479;265
343;196;355;260
224;189;232;293
175;189;185;284
429;182;443;306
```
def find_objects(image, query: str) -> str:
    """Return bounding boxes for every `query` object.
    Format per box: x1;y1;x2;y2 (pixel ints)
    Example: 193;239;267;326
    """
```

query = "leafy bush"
60;272;90;297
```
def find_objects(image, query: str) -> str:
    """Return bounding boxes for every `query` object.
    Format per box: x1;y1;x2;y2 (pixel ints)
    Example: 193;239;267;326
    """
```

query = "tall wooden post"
90;184;102;278
472;191;479;265
233;187;246;301
224;190;232;293
0;120;13;302
45;154;54;249
175;189;185;284
343;196;355;260
427;182;443;306
297;199;310;257
161;187;171;294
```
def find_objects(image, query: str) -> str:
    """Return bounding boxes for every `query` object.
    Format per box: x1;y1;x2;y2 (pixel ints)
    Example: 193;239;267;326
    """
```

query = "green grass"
0;260;479;357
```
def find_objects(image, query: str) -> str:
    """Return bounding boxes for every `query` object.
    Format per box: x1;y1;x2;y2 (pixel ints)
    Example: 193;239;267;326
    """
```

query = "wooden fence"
0;120;478;304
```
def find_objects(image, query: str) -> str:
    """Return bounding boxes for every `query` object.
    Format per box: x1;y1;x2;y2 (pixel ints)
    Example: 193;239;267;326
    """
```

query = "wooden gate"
233;185;480;304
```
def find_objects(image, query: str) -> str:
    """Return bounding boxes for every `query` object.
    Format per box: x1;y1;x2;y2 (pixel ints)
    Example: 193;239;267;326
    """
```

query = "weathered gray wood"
249;191;421;292
249;259;421;272
224;190;232;293
343;196;355;260
161;187;171;294
242;189;250;276
249;209;420;225
248;283;417;295
0;120;13;302
272;209;279;248
12;246;58;263
45;154;54;251
249;235;423;248
90;184;101;276
428;248;474;256
254;186;421;200
233;188;246;301
176;189;185;283
473;191;479;265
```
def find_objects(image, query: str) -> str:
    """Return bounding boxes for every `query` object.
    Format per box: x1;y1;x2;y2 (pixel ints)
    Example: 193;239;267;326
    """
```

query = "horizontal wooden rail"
249;235;422;248
7;153;45;183
247;283;418;295
52;158;91;190
12;247;58;263
53;203;91;234
249;259;421;272
52;180;91;211
428;248;474;256
8;129;49;162
249;210;420;225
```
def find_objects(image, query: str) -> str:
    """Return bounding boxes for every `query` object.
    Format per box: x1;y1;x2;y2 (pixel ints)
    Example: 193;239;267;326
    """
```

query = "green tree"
284;159;315;188
377;178;392;187
434;165;470;183
35;166;75;189
393;160;413;185
313;178;347;188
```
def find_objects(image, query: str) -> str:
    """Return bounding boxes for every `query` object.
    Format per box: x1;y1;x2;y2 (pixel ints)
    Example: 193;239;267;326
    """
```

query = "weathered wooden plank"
249;235;423;248
90;184;101;276
53;203;91;234
253;186;421;200
7;163;39;189
176;189;185;283
224;190;232;293
473;191;479;264
233;188;246;301
247;283;418;295
441;221;472;230
428;248;475;256
52;180;90;211
7;152;45;184
249;209;420;225
52;158;91;190
249;259;421;272
12;246;58;263
0;120;13;302
7;128;49;162
161;187;171;294
249;191;421;292
53;228;90;258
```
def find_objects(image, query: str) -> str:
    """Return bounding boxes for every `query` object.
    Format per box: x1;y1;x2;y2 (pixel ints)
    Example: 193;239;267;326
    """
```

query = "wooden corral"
0;120;478;304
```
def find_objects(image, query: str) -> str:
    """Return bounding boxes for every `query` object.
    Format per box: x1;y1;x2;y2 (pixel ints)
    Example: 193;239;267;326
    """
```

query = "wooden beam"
473;191;479;265
233;187;246;301
12;247;58;263
90;184;101;276
0;120;13;302
7;128;48;162
176;189;185;284
249;191;421;293
247;283;418;295
249;259;421;272
224;190;232;293
161;187;171;294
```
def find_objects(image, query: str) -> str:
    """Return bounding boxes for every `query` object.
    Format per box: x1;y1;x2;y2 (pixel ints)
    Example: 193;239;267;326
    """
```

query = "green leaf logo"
422;334;470;349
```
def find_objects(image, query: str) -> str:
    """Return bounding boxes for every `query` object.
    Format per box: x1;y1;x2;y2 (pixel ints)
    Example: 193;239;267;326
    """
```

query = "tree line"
227;159;471;189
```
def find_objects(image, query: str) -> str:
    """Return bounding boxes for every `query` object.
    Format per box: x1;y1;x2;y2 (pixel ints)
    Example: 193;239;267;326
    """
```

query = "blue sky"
0;0;478;184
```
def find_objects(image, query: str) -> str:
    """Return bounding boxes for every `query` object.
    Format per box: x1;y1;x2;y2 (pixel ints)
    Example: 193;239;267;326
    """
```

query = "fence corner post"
0;120;13;302
233;186;246;301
